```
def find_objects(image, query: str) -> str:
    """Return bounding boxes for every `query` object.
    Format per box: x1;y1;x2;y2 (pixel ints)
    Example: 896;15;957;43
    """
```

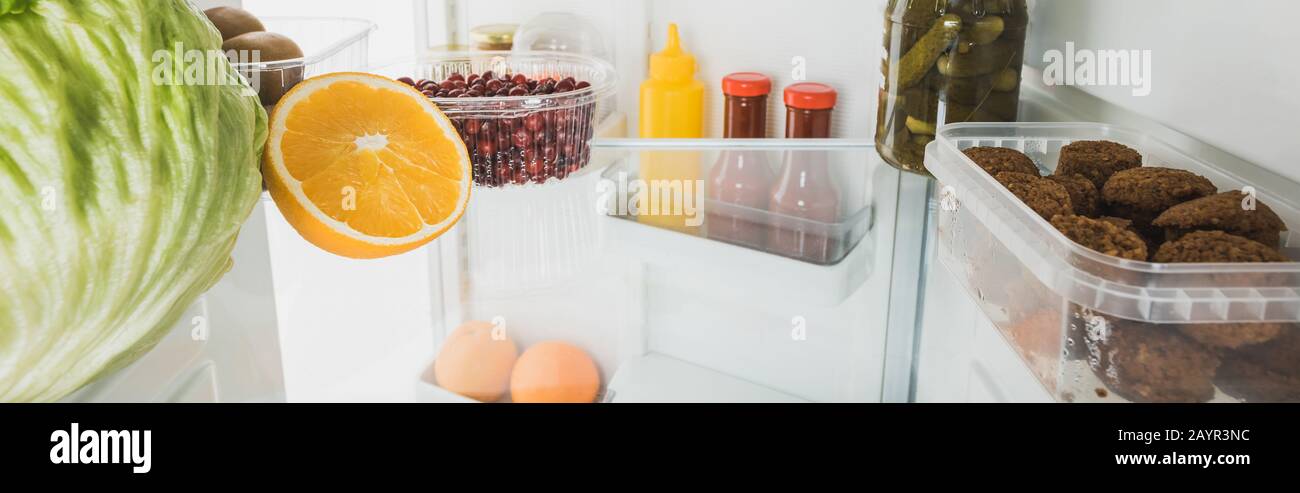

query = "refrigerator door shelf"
607;353;808;403
604;212;873;308
595;139;880;307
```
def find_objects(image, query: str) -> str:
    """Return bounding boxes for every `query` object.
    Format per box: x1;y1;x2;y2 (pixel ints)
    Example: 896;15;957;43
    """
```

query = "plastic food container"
376;52;617;187
229;17;376;107
927;122;1300;403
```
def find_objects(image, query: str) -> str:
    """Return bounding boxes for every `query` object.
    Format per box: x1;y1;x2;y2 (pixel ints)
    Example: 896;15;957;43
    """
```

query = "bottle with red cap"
707;72;774;247
769;82;840;263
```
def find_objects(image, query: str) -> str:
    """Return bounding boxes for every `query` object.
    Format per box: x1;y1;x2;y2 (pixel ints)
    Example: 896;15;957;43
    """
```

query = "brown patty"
1090;320;1219;403
1153;230;1289;263
1055;140;1142;189
1216;356;1300;402
1101;167;1218;215
1048;174;1101;217
1227;325;1300;376
1153;191;1287;247
963;146;1040;177
1179;323;1286;350
995;171;1073;221
1051;214;1148;261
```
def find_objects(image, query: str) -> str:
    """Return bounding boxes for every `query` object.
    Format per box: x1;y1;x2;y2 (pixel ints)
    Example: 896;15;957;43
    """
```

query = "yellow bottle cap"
649;23;695;82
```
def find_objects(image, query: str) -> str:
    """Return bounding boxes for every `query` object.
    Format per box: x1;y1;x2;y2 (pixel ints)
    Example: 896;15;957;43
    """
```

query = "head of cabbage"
0;0;266;401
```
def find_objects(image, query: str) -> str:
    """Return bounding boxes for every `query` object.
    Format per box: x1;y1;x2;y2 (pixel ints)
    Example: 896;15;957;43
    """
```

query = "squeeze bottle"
637;23;705;234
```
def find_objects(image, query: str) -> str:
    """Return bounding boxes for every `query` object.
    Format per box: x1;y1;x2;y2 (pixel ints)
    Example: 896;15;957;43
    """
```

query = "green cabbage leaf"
0;0;266;401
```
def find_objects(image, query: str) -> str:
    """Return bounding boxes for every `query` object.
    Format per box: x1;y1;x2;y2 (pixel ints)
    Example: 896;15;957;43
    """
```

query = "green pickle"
876;0;1029;175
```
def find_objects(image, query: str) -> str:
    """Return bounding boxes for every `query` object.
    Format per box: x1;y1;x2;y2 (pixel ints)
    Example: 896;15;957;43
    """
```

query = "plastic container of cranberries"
376;52;617;187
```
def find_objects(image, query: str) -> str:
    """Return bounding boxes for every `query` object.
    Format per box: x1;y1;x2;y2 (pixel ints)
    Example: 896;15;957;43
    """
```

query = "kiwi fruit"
223;32;305;106
204;7;266;41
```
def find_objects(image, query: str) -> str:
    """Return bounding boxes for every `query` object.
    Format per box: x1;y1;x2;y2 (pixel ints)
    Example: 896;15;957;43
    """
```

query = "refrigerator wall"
424;0;885;139
1025;0;1300;181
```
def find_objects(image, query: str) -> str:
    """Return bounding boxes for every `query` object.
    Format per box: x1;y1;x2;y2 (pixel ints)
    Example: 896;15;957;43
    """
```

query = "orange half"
264;72;471;258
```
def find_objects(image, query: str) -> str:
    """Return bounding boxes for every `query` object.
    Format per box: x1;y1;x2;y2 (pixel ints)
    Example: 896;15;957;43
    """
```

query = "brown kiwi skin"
222;32;305;107
204;7;266;41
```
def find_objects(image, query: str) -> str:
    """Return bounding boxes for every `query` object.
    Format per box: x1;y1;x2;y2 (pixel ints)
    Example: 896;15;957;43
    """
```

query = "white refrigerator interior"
67;0;1300;403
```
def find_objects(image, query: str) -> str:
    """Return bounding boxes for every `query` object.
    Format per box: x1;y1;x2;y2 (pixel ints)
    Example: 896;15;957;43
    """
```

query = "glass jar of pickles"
876;0;1028;175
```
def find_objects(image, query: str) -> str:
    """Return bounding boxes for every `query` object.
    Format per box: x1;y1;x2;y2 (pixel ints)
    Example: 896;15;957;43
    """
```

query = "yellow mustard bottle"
638;23;705;234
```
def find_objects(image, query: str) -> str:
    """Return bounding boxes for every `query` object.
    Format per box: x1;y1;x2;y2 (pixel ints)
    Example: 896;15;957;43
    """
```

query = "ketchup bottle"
707;73;773;247
768;82;840;263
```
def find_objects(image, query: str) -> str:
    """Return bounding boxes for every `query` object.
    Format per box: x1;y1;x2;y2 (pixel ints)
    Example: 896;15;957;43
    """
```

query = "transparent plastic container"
375;52;618;188
927;122;1300;403
601;140;874;267
229;17;376;107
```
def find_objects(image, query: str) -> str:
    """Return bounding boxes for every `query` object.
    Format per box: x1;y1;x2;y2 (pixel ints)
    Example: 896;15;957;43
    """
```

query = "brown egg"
434;321;518;402
510;341;600;403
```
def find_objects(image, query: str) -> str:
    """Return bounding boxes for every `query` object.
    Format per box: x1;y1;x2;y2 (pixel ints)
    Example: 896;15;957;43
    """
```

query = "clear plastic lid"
512;12;611;61
927;122;1300;324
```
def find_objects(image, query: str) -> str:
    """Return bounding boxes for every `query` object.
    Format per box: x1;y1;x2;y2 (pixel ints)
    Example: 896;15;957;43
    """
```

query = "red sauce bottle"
707;73;773;247
768;82;840;263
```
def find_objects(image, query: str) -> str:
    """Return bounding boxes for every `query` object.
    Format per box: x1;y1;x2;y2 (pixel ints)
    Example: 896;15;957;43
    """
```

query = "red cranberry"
447;72;464;82
466;89;482;97
486;79;503;92
524;113;544;132
478;138;495;155
511;127;531;147
575;81;591;90
508;86;528;97
467;73;479;84
511;73;528;86
447;89;464;98
439;80;456;91
397;76;416;86
555;77;575;92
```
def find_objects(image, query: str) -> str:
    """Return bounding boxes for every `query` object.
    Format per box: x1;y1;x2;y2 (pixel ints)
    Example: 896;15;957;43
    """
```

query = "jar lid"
470;24;518;46
722;72;771;97
784;82;837;110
